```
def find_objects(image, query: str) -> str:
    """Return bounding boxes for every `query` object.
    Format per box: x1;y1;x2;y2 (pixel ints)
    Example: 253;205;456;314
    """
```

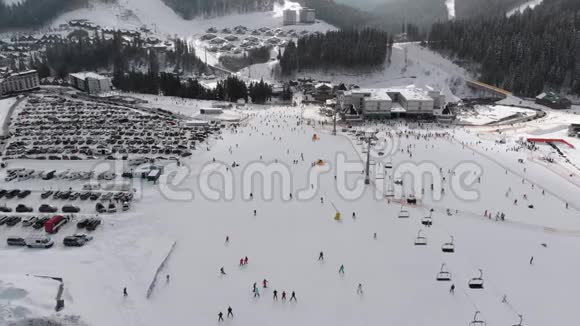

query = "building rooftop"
70;72;109;80
393;88;434;101
350;88;393;101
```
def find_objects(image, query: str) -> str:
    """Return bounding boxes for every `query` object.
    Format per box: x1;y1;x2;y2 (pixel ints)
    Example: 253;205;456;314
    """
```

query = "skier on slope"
220;267;226;275
281;291;287;301
339;264;345;274
318;251;324;261
290;291;297;302
357;283;363;295
263;279;268;288
273;290;278;300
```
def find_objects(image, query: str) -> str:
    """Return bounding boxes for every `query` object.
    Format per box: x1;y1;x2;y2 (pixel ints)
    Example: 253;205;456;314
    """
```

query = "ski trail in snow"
445;0;455;20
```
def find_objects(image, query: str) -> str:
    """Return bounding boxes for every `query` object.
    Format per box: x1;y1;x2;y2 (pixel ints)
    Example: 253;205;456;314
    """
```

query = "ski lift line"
346;129;523;321
430;212;525;322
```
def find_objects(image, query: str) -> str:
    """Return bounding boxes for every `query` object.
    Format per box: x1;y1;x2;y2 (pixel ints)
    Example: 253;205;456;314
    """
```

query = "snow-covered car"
63;234;93;247
22;216;37;227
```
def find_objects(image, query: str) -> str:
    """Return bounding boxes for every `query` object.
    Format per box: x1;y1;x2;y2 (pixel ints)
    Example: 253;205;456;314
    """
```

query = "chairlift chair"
469;311;486;326
385;158;393;169
414;230;427;246
441;236;455;253
436;263;452;281
398;206;410;218
407;194;417;205
385;182;395;197
468;269;484;289
421;211;433;226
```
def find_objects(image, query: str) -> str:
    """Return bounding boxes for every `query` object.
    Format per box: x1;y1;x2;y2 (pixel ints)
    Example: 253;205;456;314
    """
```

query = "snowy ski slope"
2;102;580;325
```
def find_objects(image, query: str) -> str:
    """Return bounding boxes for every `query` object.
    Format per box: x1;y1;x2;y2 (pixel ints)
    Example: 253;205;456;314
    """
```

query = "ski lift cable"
430;209;524;321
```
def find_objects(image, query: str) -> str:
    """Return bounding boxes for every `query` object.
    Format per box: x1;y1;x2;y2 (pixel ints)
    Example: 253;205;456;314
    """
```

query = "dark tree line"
300;0;439;38
43;33;207;78
113;72;273;103
280;29;390;74
248;79;272;104
300;0;372;30
429;0;580;96
161;0;279;19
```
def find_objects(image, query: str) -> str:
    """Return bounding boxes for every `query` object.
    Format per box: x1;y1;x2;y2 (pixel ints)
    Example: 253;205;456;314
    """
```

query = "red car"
45;215;68;234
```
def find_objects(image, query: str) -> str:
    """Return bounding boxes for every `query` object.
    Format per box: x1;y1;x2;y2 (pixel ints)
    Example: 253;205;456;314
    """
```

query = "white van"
26;237;54;249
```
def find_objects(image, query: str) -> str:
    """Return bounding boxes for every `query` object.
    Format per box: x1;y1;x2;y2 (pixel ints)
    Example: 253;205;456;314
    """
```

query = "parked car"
7;237;26;246
0;216;10;225
5;190;20;199
90;192;101;201
107;203;117;213
45;215;68;234
15;204;33;213
80;191;91;200
77;218;90;228
63;234;93;247
17;190;31;198
0;206;12;213
26;237;54;248
33;216;50;229
39;204;58;213
41;190;54;199
85;218;101;231
22;216;37;227
62;205;80;213
95;202;106;213
5;216;21;226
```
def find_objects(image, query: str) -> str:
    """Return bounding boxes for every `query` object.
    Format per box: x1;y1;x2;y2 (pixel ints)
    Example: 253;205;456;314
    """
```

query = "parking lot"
3;93;223;161
0;92;225;251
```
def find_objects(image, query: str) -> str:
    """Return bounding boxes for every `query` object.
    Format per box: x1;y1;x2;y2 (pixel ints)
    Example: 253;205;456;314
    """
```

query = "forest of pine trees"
43;33;207;78
113;72;273;103
161;0;278;19
429;0;580;96
280;29;390;74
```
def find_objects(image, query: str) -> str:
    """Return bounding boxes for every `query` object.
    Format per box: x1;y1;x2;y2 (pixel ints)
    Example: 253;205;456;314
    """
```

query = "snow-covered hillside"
445;0;456;19
506;0;544;17
239;43;474;102
50;0;335;39
1;0;24;6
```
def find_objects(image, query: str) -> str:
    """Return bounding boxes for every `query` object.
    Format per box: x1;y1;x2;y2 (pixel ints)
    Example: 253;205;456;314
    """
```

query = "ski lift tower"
364;128;376;185
332;106;337;135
